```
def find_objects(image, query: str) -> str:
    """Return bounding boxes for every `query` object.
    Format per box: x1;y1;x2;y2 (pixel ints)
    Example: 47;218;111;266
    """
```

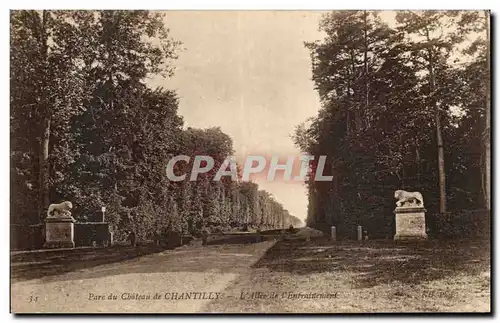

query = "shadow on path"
252;238;490;288
11;240;275;284
11;245;168;282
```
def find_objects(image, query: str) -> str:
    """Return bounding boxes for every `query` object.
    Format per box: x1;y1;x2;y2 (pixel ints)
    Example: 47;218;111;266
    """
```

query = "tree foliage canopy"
10;10;301;243
295;10;489;238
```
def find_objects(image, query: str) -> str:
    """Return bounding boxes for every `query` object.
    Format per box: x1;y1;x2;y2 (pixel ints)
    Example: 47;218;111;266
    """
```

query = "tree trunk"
426;29;446;213
39;118;51;215
350;50;361;132
434;111;446;213
38;10;51;221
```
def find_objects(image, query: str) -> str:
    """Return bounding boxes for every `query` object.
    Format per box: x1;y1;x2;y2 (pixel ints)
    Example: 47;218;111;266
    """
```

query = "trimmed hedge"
10;224;44;250
428;209;490;239
74;222;111;247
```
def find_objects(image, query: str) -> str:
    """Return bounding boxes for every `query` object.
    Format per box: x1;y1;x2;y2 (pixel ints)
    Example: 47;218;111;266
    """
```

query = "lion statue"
394;190;424;207
47;201;73;217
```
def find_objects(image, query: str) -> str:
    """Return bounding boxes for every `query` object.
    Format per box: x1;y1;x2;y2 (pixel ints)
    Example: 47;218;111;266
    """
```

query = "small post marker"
357;226;362;241
330;226;336;241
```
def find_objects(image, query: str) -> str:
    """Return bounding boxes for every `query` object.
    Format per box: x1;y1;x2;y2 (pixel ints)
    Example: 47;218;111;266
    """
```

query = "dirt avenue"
10;241;275;313
10;235;490;313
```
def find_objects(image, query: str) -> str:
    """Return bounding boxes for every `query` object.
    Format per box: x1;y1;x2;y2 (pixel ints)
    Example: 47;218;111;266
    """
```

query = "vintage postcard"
10;10;491;314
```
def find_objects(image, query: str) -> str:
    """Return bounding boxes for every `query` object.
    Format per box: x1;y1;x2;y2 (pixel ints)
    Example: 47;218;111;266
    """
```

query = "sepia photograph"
9;9;491;314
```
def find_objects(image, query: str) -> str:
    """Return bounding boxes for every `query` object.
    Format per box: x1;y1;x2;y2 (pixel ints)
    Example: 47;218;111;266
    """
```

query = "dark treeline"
10;10;302;242
294;11;490;238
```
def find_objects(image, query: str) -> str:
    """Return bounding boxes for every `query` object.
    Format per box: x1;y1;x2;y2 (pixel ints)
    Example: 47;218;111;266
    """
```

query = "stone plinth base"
44;215;76;249
394;207;427;241
44;240;75;249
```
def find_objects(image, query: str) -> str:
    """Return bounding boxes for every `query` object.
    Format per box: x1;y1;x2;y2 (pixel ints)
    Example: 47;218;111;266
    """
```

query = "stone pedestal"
394;206;427;241
44;215;77;248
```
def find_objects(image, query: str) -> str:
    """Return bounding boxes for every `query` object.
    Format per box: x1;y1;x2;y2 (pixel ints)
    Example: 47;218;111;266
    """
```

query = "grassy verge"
204;238;490;313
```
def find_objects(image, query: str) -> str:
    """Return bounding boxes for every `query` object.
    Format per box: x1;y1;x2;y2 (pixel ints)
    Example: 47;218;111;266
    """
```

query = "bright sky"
149;11;328;222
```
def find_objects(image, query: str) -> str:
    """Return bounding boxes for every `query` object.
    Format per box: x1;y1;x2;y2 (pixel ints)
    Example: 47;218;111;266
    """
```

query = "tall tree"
11;10;87;222
395;11;469;213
